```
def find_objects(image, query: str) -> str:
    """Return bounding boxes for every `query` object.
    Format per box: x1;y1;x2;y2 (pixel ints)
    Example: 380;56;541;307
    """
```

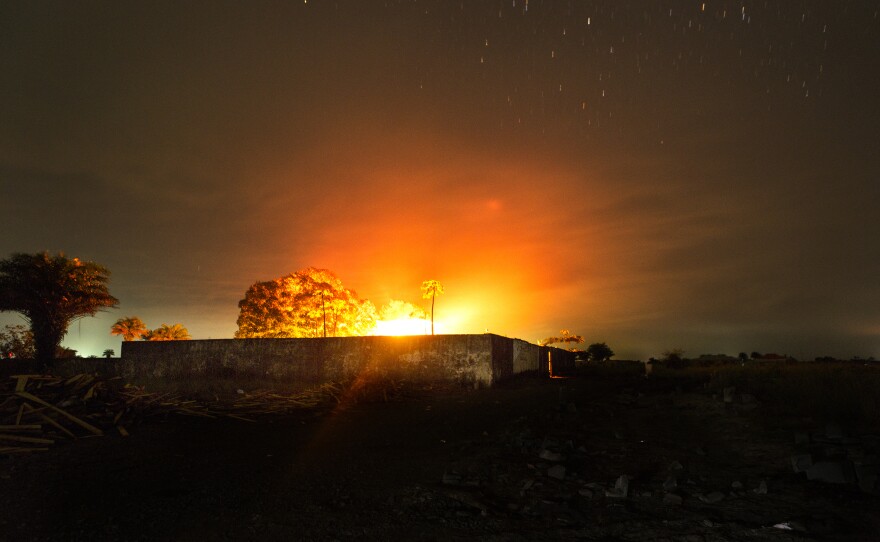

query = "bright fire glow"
372;318;433;336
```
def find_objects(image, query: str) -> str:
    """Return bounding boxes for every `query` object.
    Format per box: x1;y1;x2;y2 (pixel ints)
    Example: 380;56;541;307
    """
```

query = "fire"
372;318;433;336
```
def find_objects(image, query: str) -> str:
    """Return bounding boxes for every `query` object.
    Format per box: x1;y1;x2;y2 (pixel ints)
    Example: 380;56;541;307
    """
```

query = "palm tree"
145;323;191;341
420;280;444;335
110;316;148;341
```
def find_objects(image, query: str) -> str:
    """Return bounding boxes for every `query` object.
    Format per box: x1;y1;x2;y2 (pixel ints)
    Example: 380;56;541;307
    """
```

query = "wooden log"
22;404;76;439
0;433;55;445
15;391;103;436
0;424;42;431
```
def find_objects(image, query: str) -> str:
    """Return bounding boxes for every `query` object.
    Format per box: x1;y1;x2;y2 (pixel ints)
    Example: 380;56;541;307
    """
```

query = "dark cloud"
1;1;878;358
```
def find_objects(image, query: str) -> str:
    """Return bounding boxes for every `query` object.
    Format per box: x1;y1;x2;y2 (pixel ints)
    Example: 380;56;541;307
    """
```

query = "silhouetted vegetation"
420;280;444;335
0;252;117;360
0;324;35;358
585;342;614;361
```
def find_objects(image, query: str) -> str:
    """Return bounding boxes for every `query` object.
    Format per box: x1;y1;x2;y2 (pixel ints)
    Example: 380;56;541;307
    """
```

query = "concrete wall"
119;334;574;388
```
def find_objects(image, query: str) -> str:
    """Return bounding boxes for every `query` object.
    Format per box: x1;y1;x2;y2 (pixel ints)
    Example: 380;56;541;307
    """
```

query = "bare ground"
1;373;878;541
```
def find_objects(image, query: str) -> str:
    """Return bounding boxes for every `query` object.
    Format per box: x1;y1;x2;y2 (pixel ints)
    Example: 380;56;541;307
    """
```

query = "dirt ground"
1;373;878;541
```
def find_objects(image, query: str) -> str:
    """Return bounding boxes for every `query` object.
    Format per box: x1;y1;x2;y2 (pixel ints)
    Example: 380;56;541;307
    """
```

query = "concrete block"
698;491;725;504
539;449;564;462
605;475;629;499
547;465;566;480
791;454;813;473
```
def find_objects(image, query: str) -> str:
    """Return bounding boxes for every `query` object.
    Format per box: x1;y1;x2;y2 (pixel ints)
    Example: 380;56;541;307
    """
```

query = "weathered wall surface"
121;335;499;387
118;334;574;388
513;339;541;374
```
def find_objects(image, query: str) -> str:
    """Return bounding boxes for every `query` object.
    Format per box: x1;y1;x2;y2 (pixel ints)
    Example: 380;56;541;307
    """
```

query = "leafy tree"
0;252;118;360
236;267;377;338
738;352;749;362
144;323;191;341
585;342;614;362
540;329;585;349
420;280;444;335
0;324;35;358
111;316;148;341
103;348;115;358
750;351;762;359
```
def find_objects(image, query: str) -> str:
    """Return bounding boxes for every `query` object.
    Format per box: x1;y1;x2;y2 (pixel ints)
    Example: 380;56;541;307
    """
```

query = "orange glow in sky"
267;134;599;344
372;318;433;336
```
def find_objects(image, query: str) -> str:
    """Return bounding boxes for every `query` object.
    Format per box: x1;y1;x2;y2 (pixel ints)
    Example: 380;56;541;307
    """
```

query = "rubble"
1;373;342;454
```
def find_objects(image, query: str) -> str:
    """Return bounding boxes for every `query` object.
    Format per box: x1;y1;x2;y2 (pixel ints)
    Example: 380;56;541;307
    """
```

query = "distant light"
373;318;431;336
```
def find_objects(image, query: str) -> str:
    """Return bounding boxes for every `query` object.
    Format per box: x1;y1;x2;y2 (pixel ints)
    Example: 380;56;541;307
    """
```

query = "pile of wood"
0;374;344;455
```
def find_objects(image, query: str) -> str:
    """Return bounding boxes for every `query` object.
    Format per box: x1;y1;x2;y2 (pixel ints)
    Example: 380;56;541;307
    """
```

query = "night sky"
2;1;878;360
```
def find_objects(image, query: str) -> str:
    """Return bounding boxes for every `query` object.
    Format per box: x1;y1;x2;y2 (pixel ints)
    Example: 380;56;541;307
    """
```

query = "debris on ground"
0;374;351;454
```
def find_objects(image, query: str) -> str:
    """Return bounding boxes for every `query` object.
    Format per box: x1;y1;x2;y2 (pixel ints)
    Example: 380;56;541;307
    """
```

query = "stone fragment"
773;521;807;532
731;481;743;489
698;491;725;503
662;493;682;505
539;449;564;462
753;480;768;494
668;460;684;471
723;386;736;403
578;487;593;498
547;465;567;480
605;475;629;499
662;476;678;491
805;461;852;484
791;454;813;473
695;446;706;456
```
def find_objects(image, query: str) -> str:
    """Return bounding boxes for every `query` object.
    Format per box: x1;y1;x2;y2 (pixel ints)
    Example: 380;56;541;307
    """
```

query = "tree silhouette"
585;342;614;361
103;349;115;358
111;316;148;341
420;280;444;335
0;252;118;360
